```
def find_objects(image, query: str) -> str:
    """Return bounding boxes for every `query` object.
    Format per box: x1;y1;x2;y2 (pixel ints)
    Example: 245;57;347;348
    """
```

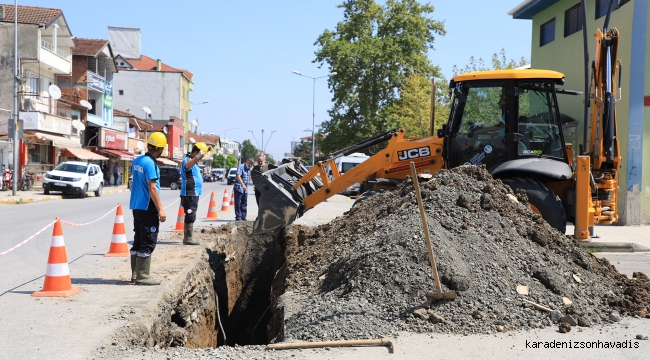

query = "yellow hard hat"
195;142;210;152
147;132;167;148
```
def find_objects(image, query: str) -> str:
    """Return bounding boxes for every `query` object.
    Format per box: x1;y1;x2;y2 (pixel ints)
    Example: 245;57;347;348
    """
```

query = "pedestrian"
102;164;110;186
233;158;254;221
253;155;268;206
180;142;212;245
129;132;167;285
113;163;121;187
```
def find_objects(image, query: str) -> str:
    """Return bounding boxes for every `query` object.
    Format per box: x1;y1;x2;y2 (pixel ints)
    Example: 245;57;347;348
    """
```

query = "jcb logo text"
397;146;431;161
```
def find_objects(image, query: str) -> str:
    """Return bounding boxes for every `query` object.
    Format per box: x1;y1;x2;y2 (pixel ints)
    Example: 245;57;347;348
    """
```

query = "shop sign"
88;71;106;93
101;128;127;149
19;112;71;135
104;82;113;109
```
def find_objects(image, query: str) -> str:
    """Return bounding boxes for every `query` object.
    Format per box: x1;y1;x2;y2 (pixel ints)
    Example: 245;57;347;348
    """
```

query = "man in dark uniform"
129;132;167;285
253;155;268;206
180;142;211;245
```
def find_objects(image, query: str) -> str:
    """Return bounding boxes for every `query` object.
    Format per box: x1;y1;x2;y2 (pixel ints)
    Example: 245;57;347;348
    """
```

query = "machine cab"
443;70;568;169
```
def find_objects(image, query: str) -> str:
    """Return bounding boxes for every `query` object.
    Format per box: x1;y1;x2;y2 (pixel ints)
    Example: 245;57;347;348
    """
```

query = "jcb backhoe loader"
254;27;621;240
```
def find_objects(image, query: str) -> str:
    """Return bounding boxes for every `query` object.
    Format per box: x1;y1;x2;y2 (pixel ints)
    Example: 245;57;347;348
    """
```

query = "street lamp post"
264;130;277;154
292;70;336;166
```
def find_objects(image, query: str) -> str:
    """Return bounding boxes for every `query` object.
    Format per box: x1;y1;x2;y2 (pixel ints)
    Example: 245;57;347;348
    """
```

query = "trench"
112;222;288;349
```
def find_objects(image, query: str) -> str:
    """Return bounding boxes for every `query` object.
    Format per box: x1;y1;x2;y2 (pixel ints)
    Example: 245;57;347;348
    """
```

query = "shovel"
409;162;457;302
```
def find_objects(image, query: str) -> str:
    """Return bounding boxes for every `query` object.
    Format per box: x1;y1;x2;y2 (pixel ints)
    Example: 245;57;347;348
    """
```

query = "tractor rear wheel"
501;177;566;234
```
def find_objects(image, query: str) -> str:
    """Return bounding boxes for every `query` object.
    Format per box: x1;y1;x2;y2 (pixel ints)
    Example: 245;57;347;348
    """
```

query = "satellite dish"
142;106;152;115
163;127;168;135
192;120;199;127
71;120;86;131
48;85;62;100
137;141;145;150
80;100;93;110
189;137;196;144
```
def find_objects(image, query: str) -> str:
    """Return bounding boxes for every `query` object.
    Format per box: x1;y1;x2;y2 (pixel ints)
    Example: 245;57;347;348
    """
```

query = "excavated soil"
270;166;650;342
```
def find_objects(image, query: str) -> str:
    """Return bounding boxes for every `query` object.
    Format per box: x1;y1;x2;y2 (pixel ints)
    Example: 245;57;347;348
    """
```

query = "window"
564;3;583;37
618;0;630;7
28;144;49;163
540;18;555;46
118;90;124;95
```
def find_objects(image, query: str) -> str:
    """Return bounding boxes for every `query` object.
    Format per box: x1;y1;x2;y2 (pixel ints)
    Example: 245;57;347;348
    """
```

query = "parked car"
329;153;370;196
226;167;238;185
160;167;182;190
42;161;103;198
212;168;225;181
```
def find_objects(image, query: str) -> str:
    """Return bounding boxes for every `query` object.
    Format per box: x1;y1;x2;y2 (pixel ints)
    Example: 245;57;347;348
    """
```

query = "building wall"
112;71;181;122
0;23;38;131
528;0;649;224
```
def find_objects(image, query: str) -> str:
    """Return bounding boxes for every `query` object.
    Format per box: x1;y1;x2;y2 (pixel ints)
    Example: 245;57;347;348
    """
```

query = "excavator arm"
253;129;444;234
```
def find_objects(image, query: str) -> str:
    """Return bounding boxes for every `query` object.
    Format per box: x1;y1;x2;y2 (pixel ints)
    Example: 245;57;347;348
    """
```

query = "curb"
580;241;650;253
0;189;129;205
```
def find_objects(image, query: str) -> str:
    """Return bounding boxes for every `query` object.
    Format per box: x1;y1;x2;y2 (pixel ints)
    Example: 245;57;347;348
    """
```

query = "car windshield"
54;163;87;174
341;162;361;173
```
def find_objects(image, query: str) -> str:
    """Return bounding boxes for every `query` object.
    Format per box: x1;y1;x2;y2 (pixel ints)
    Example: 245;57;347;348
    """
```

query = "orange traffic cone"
32;218;82;297
220;189;230;212
172;203;185;232
105;204;129;257
230;189;235;206
205;190;219;220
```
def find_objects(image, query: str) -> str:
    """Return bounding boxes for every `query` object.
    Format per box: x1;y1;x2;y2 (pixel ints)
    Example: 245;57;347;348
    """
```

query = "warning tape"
0;220;57;257
60;205;119;227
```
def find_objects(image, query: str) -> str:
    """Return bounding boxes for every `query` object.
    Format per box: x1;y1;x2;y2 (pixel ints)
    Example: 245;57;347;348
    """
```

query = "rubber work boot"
130;255;137;283
183;223;200;245
135;256;161;285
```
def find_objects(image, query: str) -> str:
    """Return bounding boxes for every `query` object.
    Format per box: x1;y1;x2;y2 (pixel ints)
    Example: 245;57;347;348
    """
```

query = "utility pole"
12;0;19;195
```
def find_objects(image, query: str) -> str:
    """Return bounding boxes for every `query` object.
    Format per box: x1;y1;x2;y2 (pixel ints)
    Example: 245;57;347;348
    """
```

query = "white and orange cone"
205;190;219;220
220;189;230;212
230;189;235;206
32;218;82;297
105;204;130;257
172;203;185;232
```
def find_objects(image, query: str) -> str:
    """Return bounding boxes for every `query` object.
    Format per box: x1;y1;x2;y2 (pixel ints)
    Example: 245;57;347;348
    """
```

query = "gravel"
273;166;650;342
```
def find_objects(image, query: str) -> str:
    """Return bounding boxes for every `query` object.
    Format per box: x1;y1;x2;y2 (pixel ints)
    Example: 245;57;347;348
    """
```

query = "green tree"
265;155;276;165
452;48;527;75
292;141;312;161
240;139;257;162
315;0;445;155
225;155;238;170
212;154;225;168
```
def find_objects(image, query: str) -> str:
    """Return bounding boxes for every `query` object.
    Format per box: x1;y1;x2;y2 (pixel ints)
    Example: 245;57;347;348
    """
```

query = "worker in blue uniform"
181;142;212;245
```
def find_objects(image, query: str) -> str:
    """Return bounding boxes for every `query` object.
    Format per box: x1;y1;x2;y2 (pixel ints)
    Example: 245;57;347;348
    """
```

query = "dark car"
128;167;182;190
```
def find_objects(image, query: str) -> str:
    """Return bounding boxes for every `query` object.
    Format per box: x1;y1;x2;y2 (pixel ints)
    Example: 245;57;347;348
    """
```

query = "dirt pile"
272;166;650;341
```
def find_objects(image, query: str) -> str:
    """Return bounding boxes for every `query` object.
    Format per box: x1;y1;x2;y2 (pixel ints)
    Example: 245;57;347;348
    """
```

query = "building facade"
509;0;648;224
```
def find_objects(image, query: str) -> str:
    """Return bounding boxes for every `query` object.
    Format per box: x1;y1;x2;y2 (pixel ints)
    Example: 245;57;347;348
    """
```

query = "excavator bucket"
252;161;322;234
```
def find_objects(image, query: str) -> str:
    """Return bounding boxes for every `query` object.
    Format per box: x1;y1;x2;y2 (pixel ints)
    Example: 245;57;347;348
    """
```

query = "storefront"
94;128;134;185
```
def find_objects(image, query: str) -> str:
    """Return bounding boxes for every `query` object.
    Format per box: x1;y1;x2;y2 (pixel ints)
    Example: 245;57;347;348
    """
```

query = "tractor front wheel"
501;177;566;234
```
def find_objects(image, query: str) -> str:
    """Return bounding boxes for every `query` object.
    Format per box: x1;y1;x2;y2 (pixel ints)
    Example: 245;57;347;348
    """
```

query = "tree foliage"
240;139;258;162
225;155;238;170
212;154;225;168
315;0;445;155
292;141;313;163
452;48;527;76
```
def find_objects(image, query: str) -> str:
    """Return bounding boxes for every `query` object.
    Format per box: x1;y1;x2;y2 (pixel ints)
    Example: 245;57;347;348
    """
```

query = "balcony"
21;95;71;119
39;39;71;74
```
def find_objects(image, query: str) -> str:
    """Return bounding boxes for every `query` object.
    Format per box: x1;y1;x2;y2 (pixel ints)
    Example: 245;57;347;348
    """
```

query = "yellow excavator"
253;21;621;240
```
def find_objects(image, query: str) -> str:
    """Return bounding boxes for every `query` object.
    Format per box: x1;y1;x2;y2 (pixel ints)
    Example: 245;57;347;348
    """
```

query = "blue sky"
23;0;532;160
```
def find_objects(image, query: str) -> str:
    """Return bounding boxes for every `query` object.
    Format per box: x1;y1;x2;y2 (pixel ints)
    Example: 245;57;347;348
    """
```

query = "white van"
333;153;370;196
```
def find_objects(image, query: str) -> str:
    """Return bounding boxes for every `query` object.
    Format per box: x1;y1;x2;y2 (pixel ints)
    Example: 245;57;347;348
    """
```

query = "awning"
63;147;108;160
97;149;135;161
32;132;82;148
157;157;179;167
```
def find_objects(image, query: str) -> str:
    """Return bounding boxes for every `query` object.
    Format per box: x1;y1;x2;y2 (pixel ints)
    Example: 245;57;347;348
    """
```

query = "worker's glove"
196;151;205;161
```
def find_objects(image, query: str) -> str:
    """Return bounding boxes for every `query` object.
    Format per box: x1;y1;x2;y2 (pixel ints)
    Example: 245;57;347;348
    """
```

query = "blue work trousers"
234;189;248;221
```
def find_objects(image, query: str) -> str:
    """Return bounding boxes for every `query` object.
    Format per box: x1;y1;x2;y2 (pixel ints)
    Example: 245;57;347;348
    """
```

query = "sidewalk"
567;223;650;252
0;184;130;205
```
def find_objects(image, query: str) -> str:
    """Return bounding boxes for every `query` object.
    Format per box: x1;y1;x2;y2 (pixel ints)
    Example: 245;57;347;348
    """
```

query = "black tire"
170;182;178;190
79;184;88;199
43;188;49;195
95;183;103;197
352;188;387;208
501;177;566;233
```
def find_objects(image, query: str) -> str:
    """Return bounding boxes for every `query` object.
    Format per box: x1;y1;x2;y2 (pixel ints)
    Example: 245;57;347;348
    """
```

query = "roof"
73;38;109;57
0;4;62;26
187;131;213;145
452;69;565;82
200;134;221;146
509;0;560;20
125;55;193;80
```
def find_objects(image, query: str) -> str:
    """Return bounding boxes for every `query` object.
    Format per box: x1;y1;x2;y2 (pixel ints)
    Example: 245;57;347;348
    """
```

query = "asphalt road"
0;181;243;296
